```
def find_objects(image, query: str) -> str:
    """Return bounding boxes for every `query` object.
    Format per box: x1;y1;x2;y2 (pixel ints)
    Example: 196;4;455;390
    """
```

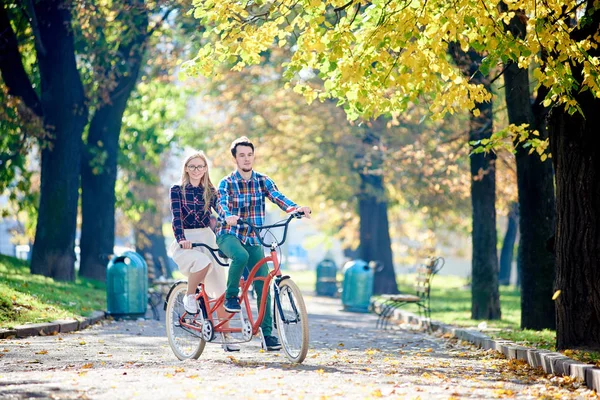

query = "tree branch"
0;3;43;117
489;62;511;85
23;0;46;56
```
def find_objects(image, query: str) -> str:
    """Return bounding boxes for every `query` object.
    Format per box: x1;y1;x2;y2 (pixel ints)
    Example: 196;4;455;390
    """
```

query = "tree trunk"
549;46;600;351
550;97;600;350
499;202;518;285
358;172;398;294
356;124;398;295
503;9;556;330
79;9;148;281
469;92;501;320
449;45;501;320
29;1;87;281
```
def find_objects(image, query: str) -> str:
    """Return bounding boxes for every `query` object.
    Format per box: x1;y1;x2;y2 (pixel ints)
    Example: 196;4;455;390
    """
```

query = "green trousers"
216;234;273;336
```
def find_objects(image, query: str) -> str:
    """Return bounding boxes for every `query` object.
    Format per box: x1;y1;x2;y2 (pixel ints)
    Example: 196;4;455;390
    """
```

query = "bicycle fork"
273;279;300;330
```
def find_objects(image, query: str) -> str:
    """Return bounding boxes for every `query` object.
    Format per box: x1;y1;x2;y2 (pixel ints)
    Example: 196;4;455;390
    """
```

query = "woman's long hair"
180;152;215;212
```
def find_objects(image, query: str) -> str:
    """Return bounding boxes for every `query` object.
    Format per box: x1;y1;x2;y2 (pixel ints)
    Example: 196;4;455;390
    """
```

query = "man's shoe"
183;294;198;314
264;335;282;351
224;297;241;313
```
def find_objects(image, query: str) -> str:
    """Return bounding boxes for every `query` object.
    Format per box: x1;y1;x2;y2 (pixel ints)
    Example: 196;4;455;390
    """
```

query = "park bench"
147;278;177;321
375;256;445;331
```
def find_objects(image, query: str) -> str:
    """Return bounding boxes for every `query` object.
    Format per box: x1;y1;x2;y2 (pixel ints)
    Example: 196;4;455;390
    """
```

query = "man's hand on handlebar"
295;206;312;219
225;215;240;226
179;240;192;249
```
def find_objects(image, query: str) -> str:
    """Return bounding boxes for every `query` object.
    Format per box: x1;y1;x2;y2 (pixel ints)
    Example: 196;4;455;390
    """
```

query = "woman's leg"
215;303;231;329
187;265;210;295
191;263;232;329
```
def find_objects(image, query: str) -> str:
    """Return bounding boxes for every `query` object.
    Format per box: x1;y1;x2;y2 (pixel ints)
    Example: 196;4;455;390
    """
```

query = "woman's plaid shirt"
170;184;217;243
216;170;297;245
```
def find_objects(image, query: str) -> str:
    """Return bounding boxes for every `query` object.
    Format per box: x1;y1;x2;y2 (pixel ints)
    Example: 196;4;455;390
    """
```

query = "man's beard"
241;167;252;173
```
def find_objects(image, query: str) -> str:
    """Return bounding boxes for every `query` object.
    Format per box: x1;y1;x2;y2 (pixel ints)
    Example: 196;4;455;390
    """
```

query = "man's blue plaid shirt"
216;170;297;245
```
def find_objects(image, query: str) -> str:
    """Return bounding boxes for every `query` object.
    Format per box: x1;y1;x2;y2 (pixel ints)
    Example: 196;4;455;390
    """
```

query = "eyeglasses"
187;165;207;172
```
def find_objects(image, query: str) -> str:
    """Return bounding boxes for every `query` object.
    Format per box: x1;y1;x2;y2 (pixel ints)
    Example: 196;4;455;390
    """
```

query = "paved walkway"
0;295;597;399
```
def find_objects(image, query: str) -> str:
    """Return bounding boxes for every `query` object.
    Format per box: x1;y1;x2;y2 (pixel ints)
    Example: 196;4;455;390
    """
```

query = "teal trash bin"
341;259;373;313
316;259;338;297
106;251;148;319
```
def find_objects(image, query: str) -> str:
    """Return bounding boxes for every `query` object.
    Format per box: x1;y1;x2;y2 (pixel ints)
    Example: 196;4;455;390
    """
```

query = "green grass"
283;269;317;293
394;273;521;329
392;273;600;365
0;254;106;329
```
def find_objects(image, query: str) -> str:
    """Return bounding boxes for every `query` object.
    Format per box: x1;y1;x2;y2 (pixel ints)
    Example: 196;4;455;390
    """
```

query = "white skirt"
168;228;227;298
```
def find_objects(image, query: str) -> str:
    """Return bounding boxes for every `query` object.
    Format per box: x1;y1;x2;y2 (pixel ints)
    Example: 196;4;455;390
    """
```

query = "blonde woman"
169;152;239;352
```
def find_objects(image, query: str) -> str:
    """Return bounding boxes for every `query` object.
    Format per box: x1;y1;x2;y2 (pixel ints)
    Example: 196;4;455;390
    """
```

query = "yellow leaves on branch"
185;0;600;119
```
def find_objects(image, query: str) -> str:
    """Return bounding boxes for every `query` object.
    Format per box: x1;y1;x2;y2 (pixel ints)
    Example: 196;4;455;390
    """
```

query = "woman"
169;151;239;352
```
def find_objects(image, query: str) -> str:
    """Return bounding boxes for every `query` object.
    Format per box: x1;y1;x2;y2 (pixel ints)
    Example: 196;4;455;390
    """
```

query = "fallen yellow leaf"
494;388;515;397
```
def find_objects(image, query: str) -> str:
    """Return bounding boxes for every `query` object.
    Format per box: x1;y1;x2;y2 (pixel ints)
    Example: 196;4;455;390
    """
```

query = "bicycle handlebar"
188;243;230;267
238;211;305;248
179;211;306;265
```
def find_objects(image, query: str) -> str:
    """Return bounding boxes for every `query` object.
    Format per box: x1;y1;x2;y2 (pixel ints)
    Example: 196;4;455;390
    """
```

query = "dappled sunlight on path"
0;294;597;399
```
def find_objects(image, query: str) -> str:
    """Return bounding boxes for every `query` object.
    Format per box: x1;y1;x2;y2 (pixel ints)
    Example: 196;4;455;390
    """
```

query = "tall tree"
502;10;556;330
450;45;501;320
548;0;600;349
357;122;397;294
0;1;88;280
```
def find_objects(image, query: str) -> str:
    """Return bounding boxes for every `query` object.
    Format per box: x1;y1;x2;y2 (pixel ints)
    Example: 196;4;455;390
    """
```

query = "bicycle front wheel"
165;282;206;360
275;279;309;363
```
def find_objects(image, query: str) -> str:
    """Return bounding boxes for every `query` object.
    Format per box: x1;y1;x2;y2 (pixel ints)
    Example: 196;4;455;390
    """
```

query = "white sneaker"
183;294;198;314
222;334;241;352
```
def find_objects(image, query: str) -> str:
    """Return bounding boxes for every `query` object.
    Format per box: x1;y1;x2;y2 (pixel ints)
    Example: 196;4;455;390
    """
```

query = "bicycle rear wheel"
165;282;206;360
275;279;309;363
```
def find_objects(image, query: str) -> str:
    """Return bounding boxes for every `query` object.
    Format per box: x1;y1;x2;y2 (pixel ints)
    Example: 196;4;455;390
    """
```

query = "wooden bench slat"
387;294;421;302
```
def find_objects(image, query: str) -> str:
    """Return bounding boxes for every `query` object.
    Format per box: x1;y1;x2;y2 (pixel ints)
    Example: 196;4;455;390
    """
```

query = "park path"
0;295;597;399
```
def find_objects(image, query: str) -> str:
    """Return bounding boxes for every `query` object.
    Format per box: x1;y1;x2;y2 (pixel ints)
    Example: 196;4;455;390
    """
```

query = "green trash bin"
106;251;148;319
341;259;373;313
316;259;338;297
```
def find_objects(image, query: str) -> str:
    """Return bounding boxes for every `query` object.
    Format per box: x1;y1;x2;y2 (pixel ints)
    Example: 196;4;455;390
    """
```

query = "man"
216;136;311;351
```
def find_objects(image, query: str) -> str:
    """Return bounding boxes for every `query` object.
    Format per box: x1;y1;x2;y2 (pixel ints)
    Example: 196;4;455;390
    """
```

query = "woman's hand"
179;240;192;249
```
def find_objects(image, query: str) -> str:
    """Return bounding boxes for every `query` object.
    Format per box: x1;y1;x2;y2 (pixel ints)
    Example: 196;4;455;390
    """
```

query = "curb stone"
0;311;106;341
0;329;17;339
371;298;600;392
